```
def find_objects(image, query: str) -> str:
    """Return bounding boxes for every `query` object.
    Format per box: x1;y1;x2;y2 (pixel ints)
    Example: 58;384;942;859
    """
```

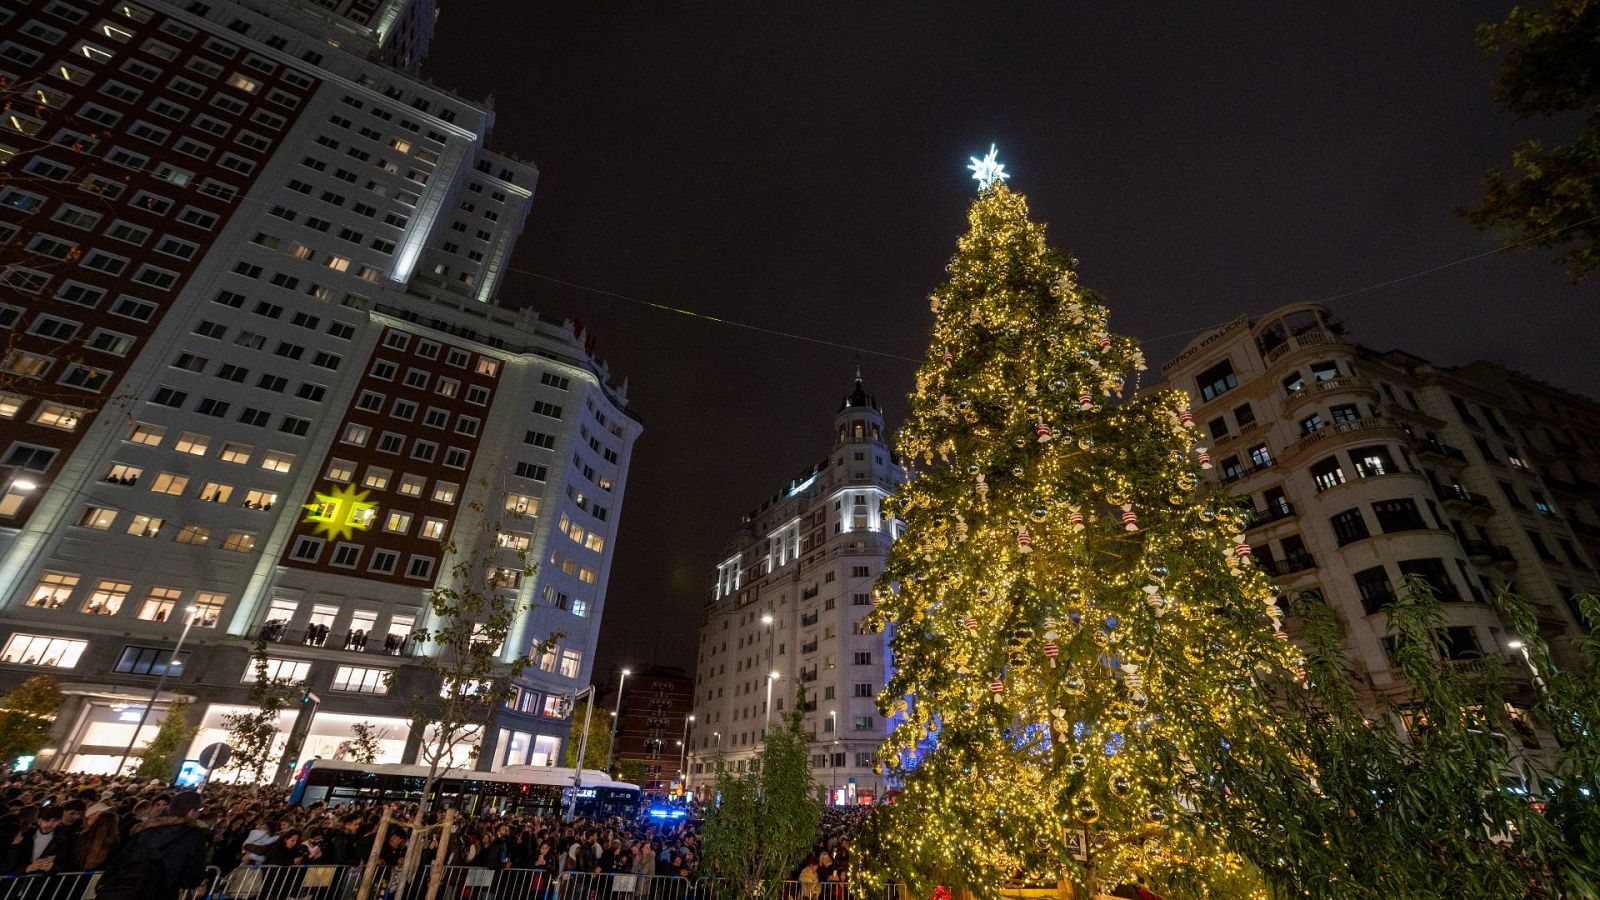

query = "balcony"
1284;375;1376;414
1262;327;1341;365
1244;503;1296;530
1460;540;1515;568
800;641;819;654
1260;552;1317;578
797;669;819;683
1416;438;1468;464
1289;416;1407;462
1440;485;1493;513
1221;458;1276;484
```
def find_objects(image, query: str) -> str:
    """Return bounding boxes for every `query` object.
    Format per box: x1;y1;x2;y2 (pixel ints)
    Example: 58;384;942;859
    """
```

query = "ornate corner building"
1157;302;1599;749
0;0;640;773
687;375;905;806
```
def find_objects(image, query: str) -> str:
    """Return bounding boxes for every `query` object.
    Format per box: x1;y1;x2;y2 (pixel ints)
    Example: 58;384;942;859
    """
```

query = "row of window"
339;422;473;468
23;573;225;624
288;536;436;580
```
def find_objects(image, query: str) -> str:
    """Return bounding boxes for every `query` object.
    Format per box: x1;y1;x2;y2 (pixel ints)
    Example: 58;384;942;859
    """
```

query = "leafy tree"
700;698;821;897
564;698;612;769
346;721;387;764
134;698;197;781
222;641;297;782
1461;0;1600;281
859;177;1300;899
1204;579;1600;898
615;758;650;786
0;677;63;768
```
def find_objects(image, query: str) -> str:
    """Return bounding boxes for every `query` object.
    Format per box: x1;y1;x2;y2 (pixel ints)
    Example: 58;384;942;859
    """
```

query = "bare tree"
389;484;560;889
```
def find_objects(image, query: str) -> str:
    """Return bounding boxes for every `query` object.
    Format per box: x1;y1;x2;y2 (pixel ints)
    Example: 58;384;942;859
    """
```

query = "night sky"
423;1;1600;679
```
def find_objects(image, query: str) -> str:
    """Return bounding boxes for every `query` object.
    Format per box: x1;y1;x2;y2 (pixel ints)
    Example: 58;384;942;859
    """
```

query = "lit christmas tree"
863;154;1299;898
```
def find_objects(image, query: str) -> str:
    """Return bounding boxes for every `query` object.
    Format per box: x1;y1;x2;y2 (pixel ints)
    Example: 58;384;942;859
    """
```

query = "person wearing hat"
5;805;74;876
93;791;210;900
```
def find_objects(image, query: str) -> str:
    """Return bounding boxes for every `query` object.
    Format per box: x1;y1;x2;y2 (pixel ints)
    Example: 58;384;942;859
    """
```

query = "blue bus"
289;759;642;818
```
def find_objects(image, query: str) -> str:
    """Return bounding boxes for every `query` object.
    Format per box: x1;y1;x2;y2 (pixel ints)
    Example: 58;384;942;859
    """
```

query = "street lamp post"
679;714;694;791
764;670;781;732
565;684;597;820
605;668;631;774
117;606;197;775
828;710;837;806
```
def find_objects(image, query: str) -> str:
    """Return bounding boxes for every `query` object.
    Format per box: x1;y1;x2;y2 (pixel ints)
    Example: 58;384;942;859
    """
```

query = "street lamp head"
688;714;696;722
1508;640;1525;648
621;668;632;676
769;670;781;680
761;614;773;625
12;479;37;492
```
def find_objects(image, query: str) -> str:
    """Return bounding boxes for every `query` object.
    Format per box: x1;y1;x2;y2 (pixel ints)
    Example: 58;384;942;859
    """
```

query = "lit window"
199;482;233;503
498;531;532;551
325;255;351;272
243;489;277;510
505;493;539;516
137;587;183;622
174;432;210;455
342;423;370;446
362;467;391;490
127;421;164;445
192;593;224;627
83;579;131;615
243;657;309;682
220;442;252;464
174;524;210;545
384;511;412;533
27;572;78;609
326;459;355;482
432;482;458;504
149;472;188;495
260;450;294;473
397;474;425;497
125;514;163;538
420;517;447;540
78;506;117;530
331;665;391;694
32;403;84;431
221;531;257;552
0;634;87;668
226;73;260;93
0;394;26;419
558;649;581;679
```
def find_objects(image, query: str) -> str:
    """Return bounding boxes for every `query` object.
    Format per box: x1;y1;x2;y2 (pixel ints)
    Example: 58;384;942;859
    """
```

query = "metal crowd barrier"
215;864;365;900
555;874;718;900
0;867;222;900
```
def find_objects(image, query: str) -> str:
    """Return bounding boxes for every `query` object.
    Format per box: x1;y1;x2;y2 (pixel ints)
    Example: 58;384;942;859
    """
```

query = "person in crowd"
7;805;74;876
93;791;209;900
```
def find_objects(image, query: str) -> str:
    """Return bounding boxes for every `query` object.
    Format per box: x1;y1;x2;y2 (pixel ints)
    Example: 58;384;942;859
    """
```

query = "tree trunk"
355;808;390;900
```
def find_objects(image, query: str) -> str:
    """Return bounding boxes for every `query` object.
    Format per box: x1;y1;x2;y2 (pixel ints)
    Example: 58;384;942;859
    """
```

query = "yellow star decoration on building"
302;483;378;542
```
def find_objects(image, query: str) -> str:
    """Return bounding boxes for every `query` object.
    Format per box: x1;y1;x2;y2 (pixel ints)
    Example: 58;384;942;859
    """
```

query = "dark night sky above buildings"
424;1;1600;677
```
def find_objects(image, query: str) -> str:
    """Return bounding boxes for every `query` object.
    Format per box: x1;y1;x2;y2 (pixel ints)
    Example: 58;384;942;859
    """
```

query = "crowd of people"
0;771;866;896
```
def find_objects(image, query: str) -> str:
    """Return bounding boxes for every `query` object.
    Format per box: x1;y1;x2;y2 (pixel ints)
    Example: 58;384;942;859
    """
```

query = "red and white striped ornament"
1233;541;1252;559
1121;504;1139;532
963;616;979;632
1036;420;1053;442
1068;507;1085;532
1043;641;1060;662
942;350;953;364
1178;408;1194;428
1196;448;1213;469
988;680;1005;694
1017;525;1033;554
1078;393;1094;411
1097;334;1111;352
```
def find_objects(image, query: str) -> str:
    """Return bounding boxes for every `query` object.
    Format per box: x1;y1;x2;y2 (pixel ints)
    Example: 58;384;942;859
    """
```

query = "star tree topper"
967;143;1009;189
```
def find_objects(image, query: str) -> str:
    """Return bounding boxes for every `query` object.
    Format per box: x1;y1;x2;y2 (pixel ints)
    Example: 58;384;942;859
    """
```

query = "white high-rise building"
0;0;640;774
687;375;904;806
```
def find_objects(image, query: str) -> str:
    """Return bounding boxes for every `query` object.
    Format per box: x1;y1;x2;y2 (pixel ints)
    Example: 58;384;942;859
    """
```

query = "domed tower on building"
688;369;905;806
